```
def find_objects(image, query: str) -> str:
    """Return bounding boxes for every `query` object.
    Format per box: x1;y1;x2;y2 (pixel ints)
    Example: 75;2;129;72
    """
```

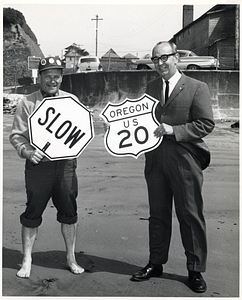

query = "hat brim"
39;65;64;72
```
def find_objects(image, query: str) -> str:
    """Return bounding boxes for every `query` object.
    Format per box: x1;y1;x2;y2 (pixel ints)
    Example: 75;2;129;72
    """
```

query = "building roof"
65;43;82;50
171;4;237;39
123;53;138;59
101;48;120;58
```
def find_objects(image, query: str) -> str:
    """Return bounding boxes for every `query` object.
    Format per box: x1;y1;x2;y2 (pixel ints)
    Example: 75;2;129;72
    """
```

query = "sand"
2;111;239;298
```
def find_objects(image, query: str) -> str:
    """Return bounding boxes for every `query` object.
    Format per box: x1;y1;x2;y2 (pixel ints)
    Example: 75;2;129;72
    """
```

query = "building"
100;48;138;71
170;4;239;69
100;48;120;71
64;43;89;70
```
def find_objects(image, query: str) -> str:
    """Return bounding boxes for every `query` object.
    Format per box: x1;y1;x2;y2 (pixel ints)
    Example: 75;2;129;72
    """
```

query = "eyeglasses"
151;53;177;64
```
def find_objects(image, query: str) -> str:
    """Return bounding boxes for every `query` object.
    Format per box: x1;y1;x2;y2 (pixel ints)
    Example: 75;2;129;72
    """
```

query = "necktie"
165;80;169;102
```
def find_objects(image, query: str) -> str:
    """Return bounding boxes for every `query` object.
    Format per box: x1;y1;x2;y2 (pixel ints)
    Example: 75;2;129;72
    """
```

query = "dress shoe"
130;263;163;281
188;271;207;293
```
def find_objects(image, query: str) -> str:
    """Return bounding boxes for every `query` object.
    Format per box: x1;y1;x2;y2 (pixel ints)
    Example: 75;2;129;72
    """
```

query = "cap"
38;56;64;72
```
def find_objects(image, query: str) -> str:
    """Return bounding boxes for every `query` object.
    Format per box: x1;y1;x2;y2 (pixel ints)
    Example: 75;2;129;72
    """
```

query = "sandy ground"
2;111;239;298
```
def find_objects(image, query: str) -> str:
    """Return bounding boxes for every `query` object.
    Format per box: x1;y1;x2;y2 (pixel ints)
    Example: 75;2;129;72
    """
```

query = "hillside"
3;7;44;87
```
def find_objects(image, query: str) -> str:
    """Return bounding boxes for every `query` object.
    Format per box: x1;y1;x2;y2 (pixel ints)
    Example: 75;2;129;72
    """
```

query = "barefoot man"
9;56;85;278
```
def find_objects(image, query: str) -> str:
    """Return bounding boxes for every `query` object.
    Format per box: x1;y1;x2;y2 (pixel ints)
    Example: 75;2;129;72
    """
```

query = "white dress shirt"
162;71;181;99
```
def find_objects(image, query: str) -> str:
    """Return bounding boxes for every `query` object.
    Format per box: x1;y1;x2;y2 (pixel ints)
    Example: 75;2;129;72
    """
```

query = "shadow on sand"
3;246;189;288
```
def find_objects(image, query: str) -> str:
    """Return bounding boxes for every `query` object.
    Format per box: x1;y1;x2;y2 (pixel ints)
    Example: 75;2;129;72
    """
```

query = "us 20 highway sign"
99;93;162;158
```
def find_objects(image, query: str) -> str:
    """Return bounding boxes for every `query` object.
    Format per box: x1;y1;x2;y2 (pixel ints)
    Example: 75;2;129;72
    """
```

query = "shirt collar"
40;89;59;98
162;70;181;87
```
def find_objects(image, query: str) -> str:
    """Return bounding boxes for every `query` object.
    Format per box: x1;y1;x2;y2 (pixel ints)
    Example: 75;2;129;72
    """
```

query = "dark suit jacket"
145;72;215;171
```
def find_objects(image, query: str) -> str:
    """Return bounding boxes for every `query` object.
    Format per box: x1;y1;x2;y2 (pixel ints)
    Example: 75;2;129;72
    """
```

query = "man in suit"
130;41;215;293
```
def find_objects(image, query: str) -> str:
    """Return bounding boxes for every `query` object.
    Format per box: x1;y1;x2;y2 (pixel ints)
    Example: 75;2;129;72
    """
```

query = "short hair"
154;41;177;53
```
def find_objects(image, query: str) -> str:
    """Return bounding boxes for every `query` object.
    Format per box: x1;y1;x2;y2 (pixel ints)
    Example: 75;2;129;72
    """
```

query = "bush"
3;7;38;43
3;7;25;27
18;76;33;86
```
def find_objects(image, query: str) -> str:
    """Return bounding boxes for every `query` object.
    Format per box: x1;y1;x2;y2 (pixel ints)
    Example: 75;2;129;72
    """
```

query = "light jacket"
9;89;79;162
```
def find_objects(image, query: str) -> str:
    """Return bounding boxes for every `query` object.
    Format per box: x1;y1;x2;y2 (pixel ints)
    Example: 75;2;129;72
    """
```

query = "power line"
102;5;174;39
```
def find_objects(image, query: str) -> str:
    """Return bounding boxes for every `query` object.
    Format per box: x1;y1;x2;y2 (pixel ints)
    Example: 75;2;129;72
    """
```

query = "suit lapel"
156;77;165;106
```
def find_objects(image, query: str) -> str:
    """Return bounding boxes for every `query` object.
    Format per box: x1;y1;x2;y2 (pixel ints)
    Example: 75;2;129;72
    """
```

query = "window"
80;58;98;63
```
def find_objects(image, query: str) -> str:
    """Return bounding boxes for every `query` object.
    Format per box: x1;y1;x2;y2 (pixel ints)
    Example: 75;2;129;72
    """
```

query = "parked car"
131;50;219;70
76;56;103;72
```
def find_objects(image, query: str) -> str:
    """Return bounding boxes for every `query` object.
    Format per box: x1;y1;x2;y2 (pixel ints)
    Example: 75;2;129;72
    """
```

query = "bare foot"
16;258;32;278
67;261;85;274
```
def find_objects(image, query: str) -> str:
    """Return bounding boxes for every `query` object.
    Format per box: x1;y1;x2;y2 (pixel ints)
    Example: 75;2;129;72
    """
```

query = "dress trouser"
145;138;207;272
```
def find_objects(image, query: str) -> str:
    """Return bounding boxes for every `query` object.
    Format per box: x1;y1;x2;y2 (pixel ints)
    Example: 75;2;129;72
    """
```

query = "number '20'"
118;126;149;148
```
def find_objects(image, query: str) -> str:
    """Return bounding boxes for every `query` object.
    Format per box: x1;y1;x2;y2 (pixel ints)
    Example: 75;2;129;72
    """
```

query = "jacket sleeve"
9;98;35;158
173;81;215;142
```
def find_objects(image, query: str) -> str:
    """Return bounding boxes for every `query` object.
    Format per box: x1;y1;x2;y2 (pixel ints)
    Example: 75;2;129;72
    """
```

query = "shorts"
20;159;78;228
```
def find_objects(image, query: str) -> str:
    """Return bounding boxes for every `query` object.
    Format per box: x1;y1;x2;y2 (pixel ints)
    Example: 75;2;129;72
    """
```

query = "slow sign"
99;93;162;158
28;95;94;160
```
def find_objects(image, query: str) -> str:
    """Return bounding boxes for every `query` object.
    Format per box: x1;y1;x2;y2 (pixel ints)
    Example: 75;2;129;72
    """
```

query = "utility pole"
91;14;103;57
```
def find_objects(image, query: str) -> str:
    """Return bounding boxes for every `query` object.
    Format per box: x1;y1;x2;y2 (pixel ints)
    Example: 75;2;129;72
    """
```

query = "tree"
3;7;38;43
3;7;25;27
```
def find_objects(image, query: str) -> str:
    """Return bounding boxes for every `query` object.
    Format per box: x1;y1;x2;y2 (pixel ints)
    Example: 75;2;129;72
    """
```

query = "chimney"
183;5;193;28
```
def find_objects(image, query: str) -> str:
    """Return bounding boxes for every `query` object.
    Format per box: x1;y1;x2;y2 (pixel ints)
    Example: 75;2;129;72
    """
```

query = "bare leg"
61;223;84;274
17;226;38;278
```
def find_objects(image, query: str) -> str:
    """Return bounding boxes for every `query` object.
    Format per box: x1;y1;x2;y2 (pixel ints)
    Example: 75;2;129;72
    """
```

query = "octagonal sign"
28;95;94;160
99;93;162;159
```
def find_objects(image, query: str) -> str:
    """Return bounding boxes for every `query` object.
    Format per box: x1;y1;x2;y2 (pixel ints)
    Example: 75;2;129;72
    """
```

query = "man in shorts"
10;56;85;278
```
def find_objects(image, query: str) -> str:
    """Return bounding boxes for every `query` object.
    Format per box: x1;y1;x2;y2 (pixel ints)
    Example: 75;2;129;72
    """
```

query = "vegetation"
3;7;38;43
3;7;43;87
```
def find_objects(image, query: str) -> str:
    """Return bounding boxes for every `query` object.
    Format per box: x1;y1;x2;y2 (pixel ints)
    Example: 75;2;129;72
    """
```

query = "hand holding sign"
28;95;94;160
99;94;162;158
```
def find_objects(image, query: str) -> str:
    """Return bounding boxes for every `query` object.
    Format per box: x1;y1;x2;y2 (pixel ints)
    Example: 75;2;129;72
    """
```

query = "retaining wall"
16;70;239;120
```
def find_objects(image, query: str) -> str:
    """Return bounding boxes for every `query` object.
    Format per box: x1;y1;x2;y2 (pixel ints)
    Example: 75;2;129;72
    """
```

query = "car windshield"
189;52;197;56
81;58;97;63
178;51;187;57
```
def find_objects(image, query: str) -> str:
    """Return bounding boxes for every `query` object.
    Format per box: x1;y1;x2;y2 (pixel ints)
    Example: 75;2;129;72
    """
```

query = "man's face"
39;69;62;95
152;43;179;80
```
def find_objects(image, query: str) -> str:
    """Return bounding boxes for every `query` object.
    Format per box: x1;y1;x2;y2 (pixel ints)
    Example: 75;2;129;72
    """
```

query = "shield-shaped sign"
99;93;162;158
28;95;94;160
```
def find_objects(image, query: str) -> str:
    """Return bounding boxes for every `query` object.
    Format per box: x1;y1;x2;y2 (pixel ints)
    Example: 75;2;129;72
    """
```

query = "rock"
3;93;24;114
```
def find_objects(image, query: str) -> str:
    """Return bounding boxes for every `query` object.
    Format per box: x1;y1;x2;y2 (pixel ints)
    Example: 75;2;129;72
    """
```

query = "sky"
2;0;238;59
